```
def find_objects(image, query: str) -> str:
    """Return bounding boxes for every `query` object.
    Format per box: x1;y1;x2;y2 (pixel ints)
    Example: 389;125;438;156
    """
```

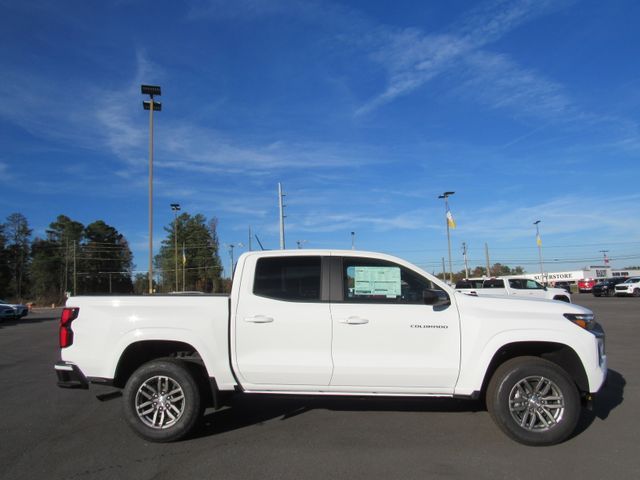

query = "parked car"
0;305;17;321
614;277;640;297
577;279;598;293
553;281;572;294
0;299;28;319
593;278;627;297
455;276;571;302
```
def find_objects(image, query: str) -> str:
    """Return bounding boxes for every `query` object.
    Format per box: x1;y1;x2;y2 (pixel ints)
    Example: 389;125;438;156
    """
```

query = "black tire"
608;289;615;297
633;289;640;298
123;359;202;442
486;356;580;446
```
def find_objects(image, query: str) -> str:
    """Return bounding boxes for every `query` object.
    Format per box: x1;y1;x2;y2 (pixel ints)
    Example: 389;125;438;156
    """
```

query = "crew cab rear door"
508;278;547;298
329;256;461;393
233;254;333;387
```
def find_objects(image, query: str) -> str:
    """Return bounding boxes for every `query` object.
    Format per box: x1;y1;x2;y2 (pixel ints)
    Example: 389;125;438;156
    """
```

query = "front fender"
454;327;603;395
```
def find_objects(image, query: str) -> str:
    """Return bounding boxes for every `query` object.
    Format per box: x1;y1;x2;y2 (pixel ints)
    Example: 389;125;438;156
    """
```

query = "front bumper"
55;361;89;389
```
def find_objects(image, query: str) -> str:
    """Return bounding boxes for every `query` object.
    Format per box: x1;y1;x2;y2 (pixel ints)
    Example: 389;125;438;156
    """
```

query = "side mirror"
423;289;450;307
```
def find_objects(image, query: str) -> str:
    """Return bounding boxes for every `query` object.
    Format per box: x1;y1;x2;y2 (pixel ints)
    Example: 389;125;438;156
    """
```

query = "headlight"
564;313;595;330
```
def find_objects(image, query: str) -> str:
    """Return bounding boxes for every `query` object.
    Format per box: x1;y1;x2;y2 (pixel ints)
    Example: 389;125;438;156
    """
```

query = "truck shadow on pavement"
196;393;483;439
573;368;625;437
196;369;625;440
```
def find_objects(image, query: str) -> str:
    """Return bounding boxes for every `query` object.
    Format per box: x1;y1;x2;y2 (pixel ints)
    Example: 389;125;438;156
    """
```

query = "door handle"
340;316;369;325
244;315;274;323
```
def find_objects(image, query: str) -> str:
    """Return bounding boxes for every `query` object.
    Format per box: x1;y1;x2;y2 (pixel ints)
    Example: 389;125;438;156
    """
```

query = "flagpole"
534;220;544;283
439;191;455;284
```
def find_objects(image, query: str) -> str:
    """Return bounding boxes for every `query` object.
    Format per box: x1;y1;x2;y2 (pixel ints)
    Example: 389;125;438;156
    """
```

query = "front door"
330;257;461;393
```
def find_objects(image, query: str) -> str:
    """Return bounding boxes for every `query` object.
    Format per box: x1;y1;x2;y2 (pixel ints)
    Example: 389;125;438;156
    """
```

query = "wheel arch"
112;340;221;408
480;341;589;395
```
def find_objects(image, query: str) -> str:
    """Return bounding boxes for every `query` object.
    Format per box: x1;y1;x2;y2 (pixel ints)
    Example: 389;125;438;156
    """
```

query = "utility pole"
248;226;253;251
182;242;186;291
485;242;491;277
534;220;544;282
462;242;469;279
171;203;181;292
73;241;77;296
351;231;355;250
278;182;286;249
64;238;69;295
441;257;446;282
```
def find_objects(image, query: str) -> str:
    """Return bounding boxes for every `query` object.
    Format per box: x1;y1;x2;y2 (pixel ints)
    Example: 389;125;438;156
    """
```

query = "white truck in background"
55;250;606;446
455;277;572;303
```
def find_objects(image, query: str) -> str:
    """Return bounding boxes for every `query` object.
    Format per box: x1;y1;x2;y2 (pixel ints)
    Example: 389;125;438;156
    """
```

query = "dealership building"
522;266;640;284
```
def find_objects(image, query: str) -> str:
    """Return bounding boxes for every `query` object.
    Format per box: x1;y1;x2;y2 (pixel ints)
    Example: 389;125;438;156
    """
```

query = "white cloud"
356;0;571;115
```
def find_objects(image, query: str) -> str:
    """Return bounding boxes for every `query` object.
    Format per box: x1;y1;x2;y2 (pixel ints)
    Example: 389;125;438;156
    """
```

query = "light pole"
170;203;181;292
534;220;545;282
351;231;355;250
438;191;455;284
228;243;244;277
142;85;162;294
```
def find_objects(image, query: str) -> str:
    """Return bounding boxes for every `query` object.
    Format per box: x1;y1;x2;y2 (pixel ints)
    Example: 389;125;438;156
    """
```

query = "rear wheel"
123;359;202;442
487;357;580;446
633;289;640;297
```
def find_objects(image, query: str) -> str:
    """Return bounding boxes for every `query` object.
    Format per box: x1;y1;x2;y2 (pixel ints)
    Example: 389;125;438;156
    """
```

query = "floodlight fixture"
143;101;162;111
438;191;455;199
141;85;161;97
170;203;181;212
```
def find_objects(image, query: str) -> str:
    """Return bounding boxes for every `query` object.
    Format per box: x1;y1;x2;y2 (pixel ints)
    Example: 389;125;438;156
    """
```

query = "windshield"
624;277;640;283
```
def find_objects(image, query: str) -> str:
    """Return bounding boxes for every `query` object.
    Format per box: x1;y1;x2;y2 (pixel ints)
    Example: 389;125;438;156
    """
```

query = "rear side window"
253;256;321;301
484;279;505;288
508;279;524;289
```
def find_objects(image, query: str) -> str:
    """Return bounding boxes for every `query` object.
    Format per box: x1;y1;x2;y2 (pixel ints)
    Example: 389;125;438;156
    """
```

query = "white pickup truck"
55;250;606;446
455;277;572;303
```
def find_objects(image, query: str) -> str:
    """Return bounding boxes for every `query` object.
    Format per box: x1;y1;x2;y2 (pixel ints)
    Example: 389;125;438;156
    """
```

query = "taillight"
60;307;79;348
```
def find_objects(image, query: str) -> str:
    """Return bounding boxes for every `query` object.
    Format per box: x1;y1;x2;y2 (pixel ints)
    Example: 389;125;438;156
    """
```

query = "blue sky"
1;0;639;277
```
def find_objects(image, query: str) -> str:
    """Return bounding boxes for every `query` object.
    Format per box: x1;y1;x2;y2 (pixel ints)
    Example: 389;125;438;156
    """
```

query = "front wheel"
486;357;580;446
633;289;640;297
123;359;202;442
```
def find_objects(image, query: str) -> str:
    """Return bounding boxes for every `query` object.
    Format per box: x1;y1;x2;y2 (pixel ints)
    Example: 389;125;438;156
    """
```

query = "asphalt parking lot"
1;296;638;480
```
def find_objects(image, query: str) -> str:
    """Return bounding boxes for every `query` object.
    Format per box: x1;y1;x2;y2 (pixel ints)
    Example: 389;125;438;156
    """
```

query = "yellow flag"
536;234;542;247
446;209;456;229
